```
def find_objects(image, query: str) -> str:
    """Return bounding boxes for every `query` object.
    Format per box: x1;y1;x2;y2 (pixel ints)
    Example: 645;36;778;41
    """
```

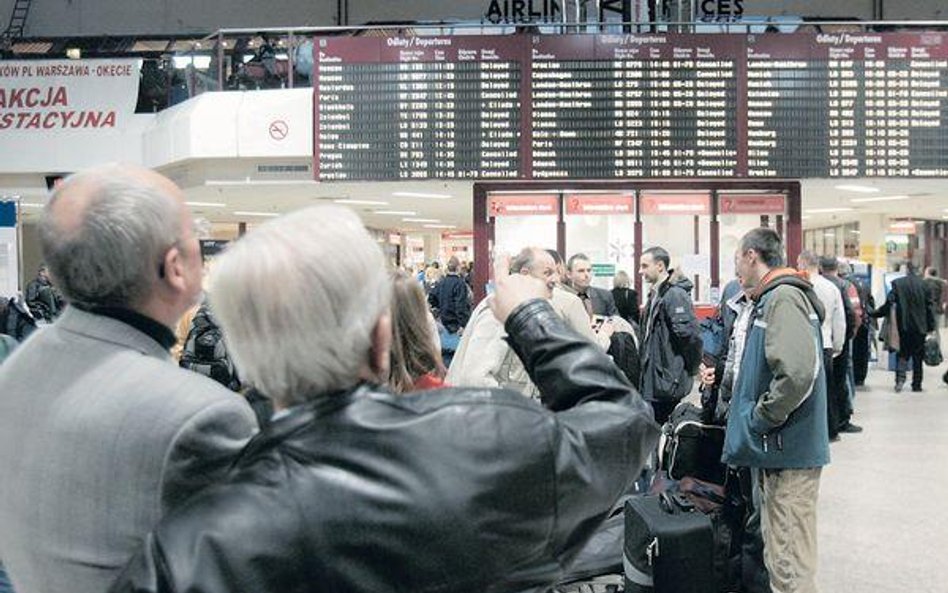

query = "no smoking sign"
269;120;289;141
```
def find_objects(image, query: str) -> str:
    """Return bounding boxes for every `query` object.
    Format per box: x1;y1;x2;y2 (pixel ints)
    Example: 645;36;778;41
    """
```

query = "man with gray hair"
0;164;258;593
109;206;659;593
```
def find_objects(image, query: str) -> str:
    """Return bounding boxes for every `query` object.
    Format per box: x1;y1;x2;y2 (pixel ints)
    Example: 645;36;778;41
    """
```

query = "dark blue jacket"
429;273;472;333
723;272;830;469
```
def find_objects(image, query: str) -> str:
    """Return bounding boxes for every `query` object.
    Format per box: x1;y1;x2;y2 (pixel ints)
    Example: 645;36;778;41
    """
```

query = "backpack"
608;330;641;388
180;306;240;391
924;335;943;367
0;297;38;342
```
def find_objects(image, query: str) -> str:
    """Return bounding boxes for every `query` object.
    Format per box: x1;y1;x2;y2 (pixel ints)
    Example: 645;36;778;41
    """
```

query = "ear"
159;244;188;293
369;311;393;379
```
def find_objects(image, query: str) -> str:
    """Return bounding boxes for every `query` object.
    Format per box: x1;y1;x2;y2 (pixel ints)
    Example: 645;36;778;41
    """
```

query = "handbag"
924;335;943;367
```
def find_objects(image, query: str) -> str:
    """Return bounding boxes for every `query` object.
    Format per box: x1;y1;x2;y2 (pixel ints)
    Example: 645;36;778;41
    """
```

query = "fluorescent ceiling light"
185;201;227;208
234;211;279;217
392;191;452;199
334;199;389;206
804;207;854;214
19;203;44;208
374;210;416;216
834;184;879;194
204;180;318;186
850;195;909;203
424;224;457;229
403;218;440;223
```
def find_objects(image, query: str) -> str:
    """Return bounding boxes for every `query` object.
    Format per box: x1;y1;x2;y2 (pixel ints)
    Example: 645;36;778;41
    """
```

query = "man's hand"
596;318;615;340
698;362;716;387
489;254;548;324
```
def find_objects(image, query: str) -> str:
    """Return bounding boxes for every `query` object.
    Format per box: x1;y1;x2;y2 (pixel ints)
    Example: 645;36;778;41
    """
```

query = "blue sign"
0;201;16;228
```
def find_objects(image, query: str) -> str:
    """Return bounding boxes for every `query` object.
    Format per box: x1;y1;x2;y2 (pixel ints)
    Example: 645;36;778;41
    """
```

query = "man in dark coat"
872;261;936;392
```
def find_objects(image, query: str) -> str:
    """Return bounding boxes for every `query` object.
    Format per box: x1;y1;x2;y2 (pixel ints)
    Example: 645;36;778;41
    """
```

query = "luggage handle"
658;491;695;514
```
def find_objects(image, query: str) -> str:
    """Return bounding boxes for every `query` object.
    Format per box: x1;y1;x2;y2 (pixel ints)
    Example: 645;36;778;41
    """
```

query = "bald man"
0;165;257;593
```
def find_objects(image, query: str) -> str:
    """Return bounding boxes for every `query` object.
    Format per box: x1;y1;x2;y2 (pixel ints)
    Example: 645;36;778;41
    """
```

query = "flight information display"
313;32;948;180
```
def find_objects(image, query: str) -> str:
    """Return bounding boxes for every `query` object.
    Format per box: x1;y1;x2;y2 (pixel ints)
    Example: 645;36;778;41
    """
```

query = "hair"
819;256;839;272
510;247;540;274
642;246;670;269
797;249;819;268
209;205;391;407
838;261;853;276
614;270;630;288
40;170;182;309
739;228;784;268
566;252;590;272
904;260;917;274
446;256;460;273
545;248;563;266
926;266;938;277
388;271;445;393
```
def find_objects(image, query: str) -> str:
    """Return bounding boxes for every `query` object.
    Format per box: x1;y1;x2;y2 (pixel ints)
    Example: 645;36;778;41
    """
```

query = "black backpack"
0;297;38;342
608;330;641;389
180;306;240;391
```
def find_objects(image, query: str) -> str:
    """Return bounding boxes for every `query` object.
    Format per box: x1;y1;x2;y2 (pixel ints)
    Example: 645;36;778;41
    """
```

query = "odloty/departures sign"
313;32;948;181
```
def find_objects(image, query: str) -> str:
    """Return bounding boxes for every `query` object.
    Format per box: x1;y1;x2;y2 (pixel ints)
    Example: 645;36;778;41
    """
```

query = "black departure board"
316;36;522;181
313;32;948;180
529;34;740;178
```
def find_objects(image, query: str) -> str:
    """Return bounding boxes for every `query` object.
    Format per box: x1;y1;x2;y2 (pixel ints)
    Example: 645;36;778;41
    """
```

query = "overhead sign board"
487;193;559;216
565;194;634;215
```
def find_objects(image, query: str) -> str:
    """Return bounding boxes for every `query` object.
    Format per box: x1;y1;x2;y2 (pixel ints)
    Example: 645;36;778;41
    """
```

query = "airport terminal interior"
1;1;948;592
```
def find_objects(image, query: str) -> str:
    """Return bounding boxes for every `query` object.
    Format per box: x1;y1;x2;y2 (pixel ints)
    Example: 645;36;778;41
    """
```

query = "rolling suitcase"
624;492;714;593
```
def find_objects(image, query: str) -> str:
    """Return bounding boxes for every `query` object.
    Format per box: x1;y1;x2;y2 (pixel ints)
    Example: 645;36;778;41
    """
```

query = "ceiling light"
374;210;416;216
65;48;81;60
403;218;440;223
423;224;458;229
834;184;879;194
19;203;44;208
850;195;909;203
233;211;279;217
334;199;389;206
392;191;452;199
185;201;227;208
804;207;854;214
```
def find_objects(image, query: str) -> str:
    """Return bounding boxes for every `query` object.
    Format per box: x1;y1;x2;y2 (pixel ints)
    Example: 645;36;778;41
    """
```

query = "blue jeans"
0;564;15;593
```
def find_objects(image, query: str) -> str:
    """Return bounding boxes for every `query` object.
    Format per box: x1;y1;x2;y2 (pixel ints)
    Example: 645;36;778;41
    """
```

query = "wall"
3;0;948;37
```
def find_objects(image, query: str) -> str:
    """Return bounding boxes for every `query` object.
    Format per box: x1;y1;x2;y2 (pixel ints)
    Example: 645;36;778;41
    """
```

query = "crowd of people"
0;164;945;593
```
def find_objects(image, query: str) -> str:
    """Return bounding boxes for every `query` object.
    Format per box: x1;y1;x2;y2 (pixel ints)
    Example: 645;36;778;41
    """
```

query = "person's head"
614;270;630;289
446;256;460;274
388;271;445;394
40;164;204;328
566;253;593;291
209;205;392;409
796;249;819;271
903;260;917;275
36;264;49;282
838;261;853;277
510;247;556;299
925;266;938;278
736;228;784;291
819;256;839;276
638;246;670;285
545;249;566;283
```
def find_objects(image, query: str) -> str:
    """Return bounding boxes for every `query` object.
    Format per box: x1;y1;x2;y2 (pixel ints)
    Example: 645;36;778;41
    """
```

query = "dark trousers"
897;340;925;390
852;324;870;386
832;341;853;428
823;349;838;438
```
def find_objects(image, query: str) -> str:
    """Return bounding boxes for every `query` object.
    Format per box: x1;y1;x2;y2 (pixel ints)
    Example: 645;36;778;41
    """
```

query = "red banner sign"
640;194;710;215
487;194;559;217
720;195;786;214
565;194;634;215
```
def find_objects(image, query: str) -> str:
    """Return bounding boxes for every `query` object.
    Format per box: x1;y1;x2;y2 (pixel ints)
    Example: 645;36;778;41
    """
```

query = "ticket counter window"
563;194;635;290
640;194;711;304
718;195;788;288
488;194;559;257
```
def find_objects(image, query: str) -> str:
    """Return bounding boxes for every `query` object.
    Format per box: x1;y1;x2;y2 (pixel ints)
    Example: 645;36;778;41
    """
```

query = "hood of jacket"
753;267;825;323
663;269;694;294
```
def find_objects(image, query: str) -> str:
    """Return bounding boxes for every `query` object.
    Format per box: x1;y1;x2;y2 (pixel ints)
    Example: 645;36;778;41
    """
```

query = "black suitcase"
624;492;715;593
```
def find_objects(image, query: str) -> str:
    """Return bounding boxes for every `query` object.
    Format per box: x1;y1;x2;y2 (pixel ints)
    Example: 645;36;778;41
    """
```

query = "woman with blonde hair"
611;269;640;324
389;271;447;393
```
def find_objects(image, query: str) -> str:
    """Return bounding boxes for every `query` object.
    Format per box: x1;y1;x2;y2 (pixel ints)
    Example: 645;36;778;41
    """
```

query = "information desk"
314;32;948;180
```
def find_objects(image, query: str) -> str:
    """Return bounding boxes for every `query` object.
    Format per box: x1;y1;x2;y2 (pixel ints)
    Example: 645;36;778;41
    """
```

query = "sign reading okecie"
484;0;563;24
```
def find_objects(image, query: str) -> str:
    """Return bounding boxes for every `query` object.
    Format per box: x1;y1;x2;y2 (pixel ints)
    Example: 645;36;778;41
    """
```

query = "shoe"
895;381;905;393
943;371;948;385
839;422;863;433
830;434;841;443
912;386;923;393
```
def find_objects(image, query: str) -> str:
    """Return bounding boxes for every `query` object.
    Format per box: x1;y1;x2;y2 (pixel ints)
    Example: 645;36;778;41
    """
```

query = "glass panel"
494;216;558;257
641;213;712;304
564;212;635;290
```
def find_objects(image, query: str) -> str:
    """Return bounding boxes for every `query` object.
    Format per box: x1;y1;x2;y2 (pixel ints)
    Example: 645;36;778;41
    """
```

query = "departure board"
529;34;740;178
746;32;948;177
316;36;522;181
313;32;948;180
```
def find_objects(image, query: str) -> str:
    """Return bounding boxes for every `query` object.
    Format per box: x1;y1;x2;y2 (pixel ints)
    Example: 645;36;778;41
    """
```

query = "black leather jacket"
110;299;660;593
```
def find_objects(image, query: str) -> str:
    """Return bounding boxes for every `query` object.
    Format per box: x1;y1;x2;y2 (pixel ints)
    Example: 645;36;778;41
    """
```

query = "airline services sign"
0;59;140;132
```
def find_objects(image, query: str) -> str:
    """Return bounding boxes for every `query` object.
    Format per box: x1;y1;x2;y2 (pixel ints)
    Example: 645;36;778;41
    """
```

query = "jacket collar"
55;306;173;360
